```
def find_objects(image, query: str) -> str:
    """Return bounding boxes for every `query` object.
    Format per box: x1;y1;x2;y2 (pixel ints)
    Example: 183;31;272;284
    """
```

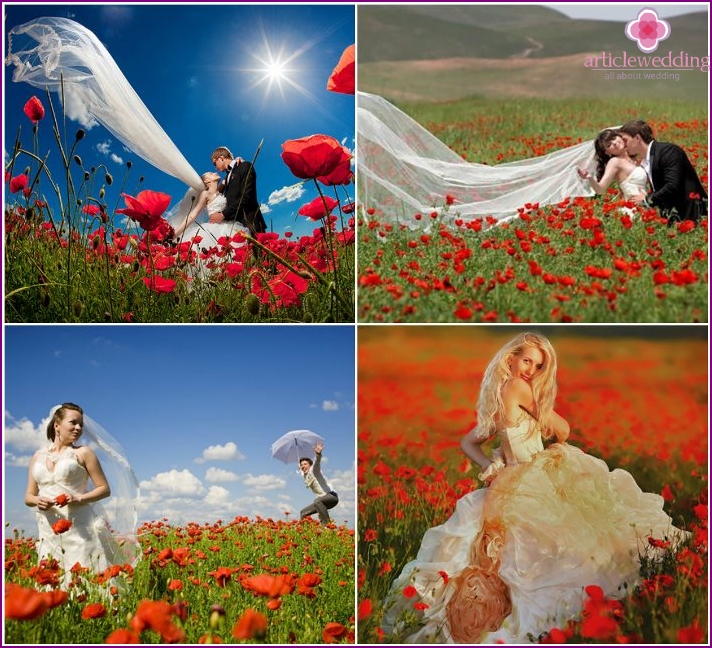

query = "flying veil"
5;17;205;230
357;91;597;229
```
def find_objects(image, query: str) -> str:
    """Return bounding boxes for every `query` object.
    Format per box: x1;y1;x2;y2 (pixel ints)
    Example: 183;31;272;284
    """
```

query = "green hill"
357;6;709;103
357;6;709;62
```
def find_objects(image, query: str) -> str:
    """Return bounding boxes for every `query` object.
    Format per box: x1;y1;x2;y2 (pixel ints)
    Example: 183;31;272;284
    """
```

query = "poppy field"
5;516;355;644
357;97;708;323
5;66;355;323
356;327;708;644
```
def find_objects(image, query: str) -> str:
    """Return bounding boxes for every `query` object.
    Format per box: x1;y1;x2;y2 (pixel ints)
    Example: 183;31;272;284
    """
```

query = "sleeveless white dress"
32;445;139;584
177;194;249;248
619;165;648;201
382;417;685;643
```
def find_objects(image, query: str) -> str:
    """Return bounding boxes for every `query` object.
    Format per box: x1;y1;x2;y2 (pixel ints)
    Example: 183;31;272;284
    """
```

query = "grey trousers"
300;492;339;524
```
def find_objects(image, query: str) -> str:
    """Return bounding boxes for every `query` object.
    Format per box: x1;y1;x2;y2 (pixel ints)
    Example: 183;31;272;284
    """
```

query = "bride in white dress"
172;171;249;247
25;403;140;586
382;333;686;644
577;129;647;206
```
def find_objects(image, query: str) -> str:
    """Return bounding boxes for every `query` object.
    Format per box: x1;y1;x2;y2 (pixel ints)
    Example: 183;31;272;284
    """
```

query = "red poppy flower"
24;96;45;123
298;195;339;220
4;584;50;620
9;174;29;194
327;44;354;95
322;622;348;643
82;204;101;217
317;146;353;186
52;519;72;535
81;602;107;619
357;599;372;620
403;585;418;598
142;276;177;294
232;608;267;640
54;493;70;507
281;135;345;180
115;190;171;231
105;629;141;644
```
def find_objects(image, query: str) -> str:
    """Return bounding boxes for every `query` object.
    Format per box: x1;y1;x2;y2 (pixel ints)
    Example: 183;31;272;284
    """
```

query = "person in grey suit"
619;120;707;223
210;146;267;236
299;442;339;525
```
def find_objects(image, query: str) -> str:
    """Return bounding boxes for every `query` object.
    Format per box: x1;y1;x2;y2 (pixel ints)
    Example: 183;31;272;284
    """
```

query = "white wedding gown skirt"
382;418;685;644
32;447;139;584
175;194;249;247
357;92;596;229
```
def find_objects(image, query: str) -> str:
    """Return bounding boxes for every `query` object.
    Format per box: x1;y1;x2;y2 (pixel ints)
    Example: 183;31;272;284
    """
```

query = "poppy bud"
84;171;90;180
99;187;105;199
75;129;85;141
103;311;111;322
127;161;132;169
210;604;225;629
105;173;113;186
246;293;260;316
74;155;83;166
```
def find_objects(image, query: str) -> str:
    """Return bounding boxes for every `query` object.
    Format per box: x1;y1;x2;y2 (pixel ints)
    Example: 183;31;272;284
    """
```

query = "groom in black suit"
619;120;707;223
210;146;267;236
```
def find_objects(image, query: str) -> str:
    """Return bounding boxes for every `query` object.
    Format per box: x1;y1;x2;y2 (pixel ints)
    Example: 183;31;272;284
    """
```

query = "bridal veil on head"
6;16;204;225
357;91;597;229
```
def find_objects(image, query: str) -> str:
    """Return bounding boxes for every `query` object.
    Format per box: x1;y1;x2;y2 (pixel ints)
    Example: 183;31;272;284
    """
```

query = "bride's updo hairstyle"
593;129;623;181
46;402;84;441
201;171;221;185
475;333;558;440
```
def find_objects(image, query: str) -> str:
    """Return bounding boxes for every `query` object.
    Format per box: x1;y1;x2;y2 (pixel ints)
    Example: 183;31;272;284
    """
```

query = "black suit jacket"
649;141;707;221
223;159;267;234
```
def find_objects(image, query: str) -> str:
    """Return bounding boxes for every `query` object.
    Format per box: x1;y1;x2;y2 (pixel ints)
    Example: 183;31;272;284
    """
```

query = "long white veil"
5;16;203;228
45;405;141;566
357;91;597;228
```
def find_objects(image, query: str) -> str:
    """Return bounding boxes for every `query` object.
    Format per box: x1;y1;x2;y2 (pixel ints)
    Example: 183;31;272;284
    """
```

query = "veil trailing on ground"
5;17;204;230
45;405;141;565
357;91;597;229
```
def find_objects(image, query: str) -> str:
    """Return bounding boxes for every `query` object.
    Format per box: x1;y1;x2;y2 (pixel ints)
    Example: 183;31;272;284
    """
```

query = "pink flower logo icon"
625;8;671;53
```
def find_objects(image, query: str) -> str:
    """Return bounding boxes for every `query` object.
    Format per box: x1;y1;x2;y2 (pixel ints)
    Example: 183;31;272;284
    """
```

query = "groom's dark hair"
299;457;314;466
619;120;655;144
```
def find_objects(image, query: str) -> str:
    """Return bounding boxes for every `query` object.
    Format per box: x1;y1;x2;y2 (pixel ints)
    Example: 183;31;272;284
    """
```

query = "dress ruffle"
383;443;684;644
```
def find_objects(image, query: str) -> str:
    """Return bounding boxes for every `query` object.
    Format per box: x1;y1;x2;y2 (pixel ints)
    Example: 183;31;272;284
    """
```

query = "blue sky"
4;4;355;239
543;3;706;22
3;325;356;538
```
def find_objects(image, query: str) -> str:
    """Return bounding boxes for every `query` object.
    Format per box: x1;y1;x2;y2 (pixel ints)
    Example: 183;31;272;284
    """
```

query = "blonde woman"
383;332;685;644
172;171;249;245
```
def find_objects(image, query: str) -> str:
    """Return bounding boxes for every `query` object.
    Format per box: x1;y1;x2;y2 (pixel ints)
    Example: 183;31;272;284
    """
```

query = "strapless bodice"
619;166;648;200
206;193;227;215
497;416;544;465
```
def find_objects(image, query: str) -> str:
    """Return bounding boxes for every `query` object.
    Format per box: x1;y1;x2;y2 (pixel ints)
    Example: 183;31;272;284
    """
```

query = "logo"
625;8;671;53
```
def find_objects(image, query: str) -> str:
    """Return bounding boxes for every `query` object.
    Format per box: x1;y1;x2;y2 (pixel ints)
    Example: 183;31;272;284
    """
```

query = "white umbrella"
271;429;325;464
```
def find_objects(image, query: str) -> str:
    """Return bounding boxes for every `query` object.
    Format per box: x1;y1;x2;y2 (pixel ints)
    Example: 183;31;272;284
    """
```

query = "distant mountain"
357;6;709;62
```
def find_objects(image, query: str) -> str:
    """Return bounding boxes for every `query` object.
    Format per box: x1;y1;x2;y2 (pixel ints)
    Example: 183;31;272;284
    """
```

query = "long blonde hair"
475;332;558;439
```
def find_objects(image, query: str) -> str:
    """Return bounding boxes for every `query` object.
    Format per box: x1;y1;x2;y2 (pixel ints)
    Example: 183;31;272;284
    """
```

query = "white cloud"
5;452;32;468
268;184;305;205
64;91;99;129
260;203;271;214
139;469;205;496
322;400;339;411
205;485;230;506
96;140;112;155
238;473;287;491
4;413;46;453
194;441;245;463
205;467;239;483
110;153;124;165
